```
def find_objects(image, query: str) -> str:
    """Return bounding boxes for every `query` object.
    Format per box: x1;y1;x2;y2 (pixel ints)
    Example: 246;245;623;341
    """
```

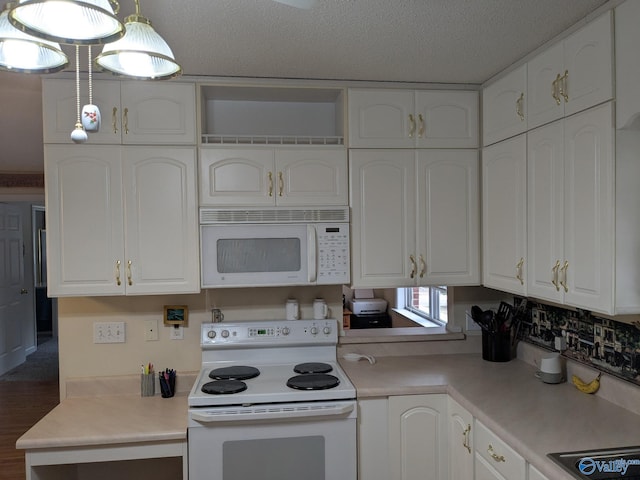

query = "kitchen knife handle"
462;424;471;454
551;260;561;291
408;114;416;138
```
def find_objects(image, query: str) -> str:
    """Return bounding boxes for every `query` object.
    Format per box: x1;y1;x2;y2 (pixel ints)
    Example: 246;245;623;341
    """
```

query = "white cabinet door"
615;0;640;129
482;64;527;146
563;103;614;313
482;135;527;295
45;145;125;296
350;150;416;288
388;395;448;480
563;12;613;117
348;89;416;148
42;79;196;145
415;91;479;148
122;147;199;295
274;149;348;206
358;399;391;480
199;148;275;206
527;43;565;130
527;120;565;303
417;150;480;285
448;398;473;480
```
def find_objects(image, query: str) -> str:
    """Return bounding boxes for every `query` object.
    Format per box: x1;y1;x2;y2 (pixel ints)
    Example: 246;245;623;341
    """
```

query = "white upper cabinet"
45;145;199;296
527;11;613;130
42;78;196;145
348;89;478;148
482;135;527;296
199;147;347;207
350;149;479;288
615;0;640;129
482;64;527;146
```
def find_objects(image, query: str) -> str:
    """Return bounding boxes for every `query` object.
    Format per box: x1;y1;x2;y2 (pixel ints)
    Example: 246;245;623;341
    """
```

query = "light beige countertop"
339;353;640;480
16;393;188;450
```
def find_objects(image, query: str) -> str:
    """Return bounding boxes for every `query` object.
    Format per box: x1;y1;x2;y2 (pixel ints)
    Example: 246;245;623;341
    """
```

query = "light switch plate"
93;322;126;343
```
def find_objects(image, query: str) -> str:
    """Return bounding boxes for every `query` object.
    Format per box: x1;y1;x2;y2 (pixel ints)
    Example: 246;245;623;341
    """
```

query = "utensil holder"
482;330;512;362
159;372;176;398
141;373;155;397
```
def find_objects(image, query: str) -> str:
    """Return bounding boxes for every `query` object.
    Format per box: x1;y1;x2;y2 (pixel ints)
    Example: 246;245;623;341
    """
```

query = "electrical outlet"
93;322;126;343
144;319;159;341
170;325;184;340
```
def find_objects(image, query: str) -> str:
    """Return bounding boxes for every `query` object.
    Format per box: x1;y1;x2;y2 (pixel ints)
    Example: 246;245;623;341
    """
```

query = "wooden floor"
0;380;59;480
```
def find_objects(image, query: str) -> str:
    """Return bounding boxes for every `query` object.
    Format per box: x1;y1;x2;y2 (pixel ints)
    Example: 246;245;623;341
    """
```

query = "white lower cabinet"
474;420;525;480
448;398;474;480
388;395;449;480
358;398;391;480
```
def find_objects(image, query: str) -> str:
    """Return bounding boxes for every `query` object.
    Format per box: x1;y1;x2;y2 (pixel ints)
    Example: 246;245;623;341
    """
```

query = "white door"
417;149;480;285
348;89;415;148
482;135;527;295
350;150;416;288
45;145;125;296
388;395;448;480
0;204;26;375
275;149;348;206
527;42;565;129
563;103;614;313
527;120;565;303
199;148;275;206
123;147;199;295
482;64;527;146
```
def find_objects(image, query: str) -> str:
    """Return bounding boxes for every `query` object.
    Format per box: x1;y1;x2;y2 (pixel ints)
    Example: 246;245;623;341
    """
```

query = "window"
398;286;448;325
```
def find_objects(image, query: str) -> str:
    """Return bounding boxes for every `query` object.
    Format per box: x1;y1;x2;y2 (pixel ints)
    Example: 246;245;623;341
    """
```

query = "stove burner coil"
293;362;333;374
201;380;248;395
286;373;340;390
208;365;260;380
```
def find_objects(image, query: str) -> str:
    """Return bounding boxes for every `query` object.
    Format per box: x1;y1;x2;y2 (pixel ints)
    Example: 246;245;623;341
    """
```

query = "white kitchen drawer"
475;420;525;480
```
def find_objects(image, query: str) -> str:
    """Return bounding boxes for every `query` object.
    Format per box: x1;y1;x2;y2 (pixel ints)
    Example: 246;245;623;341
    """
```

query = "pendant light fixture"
0;2;68;73
8;0;125;45
95;0;181;80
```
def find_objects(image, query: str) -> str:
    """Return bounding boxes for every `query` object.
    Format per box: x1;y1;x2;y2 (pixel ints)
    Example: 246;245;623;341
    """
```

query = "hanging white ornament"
71;46;88;144
81;46;101;132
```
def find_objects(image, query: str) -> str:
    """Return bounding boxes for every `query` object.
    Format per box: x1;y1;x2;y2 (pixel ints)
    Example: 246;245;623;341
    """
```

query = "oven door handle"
191;402;354;423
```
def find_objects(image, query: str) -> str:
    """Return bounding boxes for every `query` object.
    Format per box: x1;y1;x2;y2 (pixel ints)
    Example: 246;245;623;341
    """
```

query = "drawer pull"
462;424;471;453
488;444;505;463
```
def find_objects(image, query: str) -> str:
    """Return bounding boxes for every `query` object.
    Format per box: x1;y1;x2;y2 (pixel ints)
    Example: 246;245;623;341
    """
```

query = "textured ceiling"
142;0;610;84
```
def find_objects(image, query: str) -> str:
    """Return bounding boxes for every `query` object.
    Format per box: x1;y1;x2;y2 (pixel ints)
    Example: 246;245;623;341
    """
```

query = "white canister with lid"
313;298;328;319
285;299;299;320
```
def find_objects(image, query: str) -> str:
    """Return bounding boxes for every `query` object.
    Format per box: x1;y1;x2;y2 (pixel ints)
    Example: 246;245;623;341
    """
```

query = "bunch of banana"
571;372;602;394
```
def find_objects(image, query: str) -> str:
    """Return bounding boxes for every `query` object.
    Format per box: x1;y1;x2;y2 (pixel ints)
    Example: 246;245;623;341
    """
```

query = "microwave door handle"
308;225;317;283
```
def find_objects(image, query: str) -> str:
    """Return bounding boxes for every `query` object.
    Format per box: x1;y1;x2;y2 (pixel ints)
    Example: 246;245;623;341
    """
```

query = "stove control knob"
221;330;230;338
207;330;216;339
323;326;331;335
310;326;318;335
282;327;290;336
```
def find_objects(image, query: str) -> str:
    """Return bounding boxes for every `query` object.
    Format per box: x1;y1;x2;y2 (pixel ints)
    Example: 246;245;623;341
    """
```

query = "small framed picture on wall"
164;305;188;326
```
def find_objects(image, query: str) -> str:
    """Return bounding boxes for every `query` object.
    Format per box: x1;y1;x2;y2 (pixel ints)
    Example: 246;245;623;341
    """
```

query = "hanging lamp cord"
88;45;93;106
75;45;81;125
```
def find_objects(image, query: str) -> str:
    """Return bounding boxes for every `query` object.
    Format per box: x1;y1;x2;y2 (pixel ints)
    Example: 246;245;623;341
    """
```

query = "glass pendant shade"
8;0;125;45
95;13;181;79
0;2;68;72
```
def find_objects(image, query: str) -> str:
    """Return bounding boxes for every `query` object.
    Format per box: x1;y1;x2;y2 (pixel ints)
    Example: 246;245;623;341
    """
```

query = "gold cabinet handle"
419;254;426;278
409;254;417;279
462;424;471;454
20;288;28;294
127;260;133;286
516;93;525;121
112;107;118;134
559;70;569;103
560;260;569;293
408;114;416;138
268;171;273;197
551;260;561;291
488;444;506;463
278;171;284;197
115;260;122;286
123;107;129;134
417;113;425;138
552;74;562;105
516;257;525;285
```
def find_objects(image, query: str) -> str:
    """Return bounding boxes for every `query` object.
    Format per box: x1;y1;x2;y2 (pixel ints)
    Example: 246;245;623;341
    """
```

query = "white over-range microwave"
200;207;350;288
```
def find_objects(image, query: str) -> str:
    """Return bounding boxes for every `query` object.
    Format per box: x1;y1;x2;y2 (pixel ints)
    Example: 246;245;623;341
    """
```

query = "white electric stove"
188;319;358;480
